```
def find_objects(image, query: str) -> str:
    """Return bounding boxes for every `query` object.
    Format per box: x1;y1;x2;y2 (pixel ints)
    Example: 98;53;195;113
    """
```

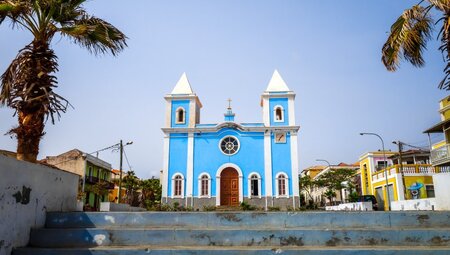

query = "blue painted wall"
192;128;265;197
269;98;289;126
168;133;188;196
271;132;292;196
171;100;190;128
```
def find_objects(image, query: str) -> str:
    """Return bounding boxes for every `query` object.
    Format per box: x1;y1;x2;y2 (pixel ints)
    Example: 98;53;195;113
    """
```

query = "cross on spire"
227;98;232;110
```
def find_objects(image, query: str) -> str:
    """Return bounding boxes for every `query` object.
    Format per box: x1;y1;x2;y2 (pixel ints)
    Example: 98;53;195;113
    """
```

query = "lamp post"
118;140;133;203
360;132;391;211
316;159;331;168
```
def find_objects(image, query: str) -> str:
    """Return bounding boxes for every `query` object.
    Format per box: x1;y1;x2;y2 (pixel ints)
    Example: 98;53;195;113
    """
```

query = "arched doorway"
220;167;239;206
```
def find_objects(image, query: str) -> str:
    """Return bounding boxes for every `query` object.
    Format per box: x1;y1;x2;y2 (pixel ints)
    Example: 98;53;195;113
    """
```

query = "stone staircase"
13;211;450;254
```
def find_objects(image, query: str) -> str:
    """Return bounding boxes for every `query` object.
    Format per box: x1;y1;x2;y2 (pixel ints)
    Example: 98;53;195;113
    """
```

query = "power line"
123;147;132;171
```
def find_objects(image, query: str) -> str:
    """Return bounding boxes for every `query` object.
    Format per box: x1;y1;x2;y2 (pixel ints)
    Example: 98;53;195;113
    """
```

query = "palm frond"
0;43;68;124
59;16;127;56
428;0;450;12
438;13;450;90
382;5;433;71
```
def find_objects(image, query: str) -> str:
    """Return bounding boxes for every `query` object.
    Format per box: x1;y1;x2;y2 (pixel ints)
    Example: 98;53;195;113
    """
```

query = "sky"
0;1;448;179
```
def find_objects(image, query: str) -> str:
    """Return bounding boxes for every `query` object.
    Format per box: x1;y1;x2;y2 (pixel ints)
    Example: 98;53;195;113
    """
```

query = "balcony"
371;164;450;182
84;176;115;189
431;144;450;166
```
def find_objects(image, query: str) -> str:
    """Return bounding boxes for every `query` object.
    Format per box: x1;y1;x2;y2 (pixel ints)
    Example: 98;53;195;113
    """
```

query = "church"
161;70;300;210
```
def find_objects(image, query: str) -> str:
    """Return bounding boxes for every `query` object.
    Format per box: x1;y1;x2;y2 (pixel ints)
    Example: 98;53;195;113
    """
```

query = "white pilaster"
186;133;194;199
263;97;270;126
189;99;196;128
165;99;172;127
264;132;273;197
288;97;296;126
395;174;405;201
162;135;170;198
290;132;299;198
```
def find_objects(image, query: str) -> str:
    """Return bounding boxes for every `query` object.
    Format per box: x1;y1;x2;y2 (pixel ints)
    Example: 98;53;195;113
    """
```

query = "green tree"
140;178;162;210
85;180;109;211
299;175;316;206
382;1;450;90
315;168;356;203
0;0;127;162
122;171;140;206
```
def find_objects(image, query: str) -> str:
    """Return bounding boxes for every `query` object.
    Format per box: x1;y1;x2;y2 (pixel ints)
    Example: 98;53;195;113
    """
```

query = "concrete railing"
372;164;450;181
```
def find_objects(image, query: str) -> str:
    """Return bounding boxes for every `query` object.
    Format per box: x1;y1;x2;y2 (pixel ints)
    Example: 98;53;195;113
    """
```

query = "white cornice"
161;124;300;134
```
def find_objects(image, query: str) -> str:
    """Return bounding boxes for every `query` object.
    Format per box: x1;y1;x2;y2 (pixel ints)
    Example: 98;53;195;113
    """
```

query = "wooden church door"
220;167;239;206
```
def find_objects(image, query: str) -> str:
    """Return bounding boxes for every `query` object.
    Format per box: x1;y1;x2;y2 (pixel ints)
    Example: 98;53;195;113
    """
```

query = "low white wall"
0;155;78;255
391;198;437;211
325;202;373;211
100;202;146;212
433;173;450;210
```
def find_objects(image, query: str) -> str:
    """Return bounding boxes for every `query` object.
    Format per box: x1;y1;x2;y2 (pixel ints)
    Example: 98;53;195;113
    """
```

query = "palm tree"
0;0;127;162
382;1;450;90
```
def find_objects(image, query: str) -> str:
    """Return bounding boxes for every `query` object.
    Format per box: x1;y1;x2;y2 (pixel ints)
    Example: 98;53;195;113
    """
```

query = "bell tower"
261;70;296;127
164;73;202;128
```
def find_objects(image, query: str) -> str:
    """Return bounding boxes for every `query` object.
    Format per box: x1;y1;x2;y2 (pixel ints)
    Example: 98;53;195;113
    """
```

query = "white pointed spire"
265;70;290;92
171;72;194;94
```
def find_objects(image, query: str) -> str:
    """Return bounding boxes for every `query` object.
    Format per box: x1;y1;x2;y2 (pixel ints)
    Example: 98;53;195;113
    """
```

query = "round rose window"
220;136;239;155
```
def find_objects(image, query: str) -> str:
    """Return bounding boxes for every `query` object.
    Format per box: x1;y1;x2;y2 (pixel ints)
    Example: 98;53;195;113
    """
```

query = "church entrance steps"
13;212;450;254
44;211;450;229
13;246;450;255
27;228;450;247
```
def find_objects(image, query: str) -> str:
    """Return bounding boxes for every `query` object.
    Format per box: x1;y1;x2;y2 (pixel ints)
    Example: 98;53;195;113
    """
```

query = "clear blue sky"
0;1;448;179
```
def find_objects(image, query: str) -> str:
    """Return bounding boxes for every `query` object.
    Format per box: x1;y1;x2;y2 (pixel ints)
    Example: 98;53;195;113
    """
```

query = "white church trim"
290;132;300;207
162;135;170;200
247;172;262;199
198;172;212;198
186;133;194;199
264;132;273;197
275;172;289;199
171;172;185;199
273;105;284;122
215;163;243;206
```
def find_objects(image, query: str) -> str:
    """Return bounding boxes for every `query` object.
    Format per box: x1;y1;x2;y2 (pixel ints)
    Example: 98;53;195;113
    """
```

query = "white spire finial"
171;72;194;94
266;70;290;92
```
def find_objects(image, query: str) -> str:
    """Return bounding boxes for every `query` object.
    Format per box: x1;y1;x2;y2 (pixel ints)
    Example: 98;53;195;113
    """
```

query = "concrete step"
13;246;450;255
29;228;450;248
45;211;450;229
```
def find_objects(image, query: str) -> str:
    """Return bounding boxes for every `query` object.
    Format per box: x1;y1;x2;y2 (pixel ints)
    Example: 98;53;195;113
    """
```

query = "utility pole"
394;141;408;200
118;140;123;203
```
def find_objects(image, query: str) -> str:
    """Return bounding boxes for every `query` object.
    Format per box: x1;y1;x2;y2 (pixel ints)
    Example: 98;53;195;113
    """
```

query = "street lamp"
316;159;331;168
118;140;133;203
360;132;391;211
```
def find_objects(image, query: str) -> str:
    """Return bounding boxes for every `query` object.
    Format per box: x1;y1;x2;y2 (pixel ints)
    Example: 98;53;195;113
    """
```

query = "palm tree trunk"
15;107;45;162
5;41;58;162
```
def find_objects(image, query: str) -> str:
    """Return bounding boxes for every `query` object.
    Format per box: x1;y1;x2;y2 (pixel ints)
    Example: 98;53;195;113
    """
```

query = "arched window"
172;173;184;198
275;172;289;198
247;172;261;198
201;175;209;196
176;107;185;124
274;105;284;122
198;173;211;198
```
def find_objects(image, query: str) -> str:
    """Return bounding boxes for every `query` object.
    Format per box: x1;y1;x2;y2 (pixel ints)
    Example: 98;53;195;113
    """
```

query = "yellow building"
424;95;450;167
360;149;448;210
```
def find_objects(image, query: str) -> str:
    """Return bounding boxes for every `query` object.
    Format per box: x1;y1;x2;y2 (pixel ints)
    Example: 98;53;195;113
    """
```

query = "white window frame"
273;105;284;123
275;172;289;198
175;107;186;124
198;172;211;198
247;172;262;199
218;135;240;156
171;173;185;198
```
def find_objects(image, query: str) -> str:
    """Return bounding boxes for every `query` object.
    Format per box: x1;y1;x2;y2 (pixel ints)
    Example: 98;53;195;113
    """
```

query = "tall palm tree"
0;0;127;162
382;0;450;90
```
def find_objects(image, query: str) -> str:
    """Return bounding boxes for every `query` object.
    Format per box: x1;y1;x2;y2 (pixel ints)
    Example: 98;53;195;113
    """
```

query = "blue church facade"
161;71;300;210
